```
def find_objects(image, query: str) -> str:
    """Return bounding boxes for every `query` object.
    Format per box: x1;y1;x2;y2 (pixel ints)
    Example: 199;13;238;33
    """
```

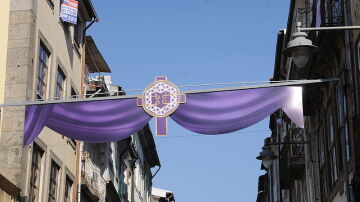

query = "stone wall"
0;6;36;194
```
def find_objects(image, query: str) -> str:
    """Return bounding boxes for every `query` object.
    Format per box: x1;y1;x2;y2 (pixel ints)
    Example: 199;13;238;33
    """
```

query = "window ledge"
73;41;81;58
66;138;76;150
46;0;55;10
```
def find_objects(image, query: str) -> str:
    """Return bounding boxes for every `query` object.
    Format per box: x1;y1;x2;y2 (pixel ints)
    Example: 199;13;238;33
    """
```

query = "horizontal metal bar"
183;78;339;94
299;26;360;32
0;79;339;107
266;141;309;145
0;94;140;107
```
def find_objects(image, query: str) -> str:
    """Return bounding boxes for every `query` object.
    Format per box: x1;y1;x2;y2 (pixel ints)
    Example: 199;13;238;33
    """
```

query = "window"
46;0;54;9
319;128;325;167
84;66;91;84
55;67;66;99
337;85;351;161
327;112;338;185
315;0;321;28
64;176;73;202
71;87;78;99
74;17;83;46
324;0;344;25
37;42;50;99
48;161;60;202
29;144;44;202
320;166;329;200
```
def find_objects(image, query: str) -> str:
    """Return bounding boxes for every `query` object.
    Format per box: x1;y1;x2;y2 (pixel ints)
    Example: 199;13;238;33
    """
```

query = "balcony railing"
281;128;305;188
324;0;344;26
82;156;106;201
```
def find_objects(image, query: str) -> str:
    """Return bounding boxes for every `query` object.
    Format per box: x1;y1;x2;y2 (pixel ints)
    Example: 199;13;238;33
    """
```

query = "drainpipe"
81;17;97;97
75;17;98;202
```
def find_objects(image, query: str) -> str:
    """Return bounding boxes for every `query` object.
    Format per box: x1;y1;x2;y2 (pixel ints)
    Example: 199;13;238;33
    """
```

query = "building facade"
0;1;162;202
118;125;161;202
0;0;97;201
257;0;360;202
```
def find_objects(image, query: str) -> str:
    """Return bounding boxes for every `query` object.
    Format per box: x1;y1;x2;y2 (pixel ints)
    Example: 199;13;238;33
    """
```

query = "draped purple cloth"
170;86;303;134
24;86;303;146
24;98;152;145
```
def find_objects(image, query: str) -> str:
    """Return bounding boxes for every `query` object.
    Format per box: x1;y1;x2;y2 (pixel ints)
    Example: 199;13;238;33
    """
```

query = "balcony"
82;156;106;202
323;0;344;26
280;128;305;188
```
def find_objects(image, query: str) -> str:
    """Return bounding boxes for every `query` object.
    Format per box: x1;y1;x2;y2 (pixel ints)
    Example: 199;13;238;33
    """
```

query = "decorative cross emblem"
137;76;186;136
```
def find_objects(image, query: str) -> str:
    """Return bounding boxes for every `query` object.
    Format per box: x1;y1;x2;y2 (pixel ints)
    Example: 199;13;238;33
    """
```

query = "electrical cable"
155;130;271;139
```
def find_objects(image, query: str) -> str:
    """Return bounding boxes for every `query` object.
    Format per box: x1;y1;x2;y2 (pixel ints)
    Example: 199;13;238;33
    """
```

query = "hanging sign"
60;0;78;24
137;76;186;136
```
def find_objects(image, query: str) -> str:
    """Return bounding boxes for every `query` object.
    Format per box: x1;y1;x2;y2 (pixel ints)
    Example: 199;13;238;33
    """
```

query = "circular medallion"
142;80;180;117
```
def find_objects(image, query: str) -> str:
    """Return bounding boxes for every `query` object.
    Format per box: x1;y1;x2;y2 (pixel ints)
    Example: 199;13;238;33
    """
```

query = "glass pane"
48;162;59;201
331;147;338;183
328;114;334;145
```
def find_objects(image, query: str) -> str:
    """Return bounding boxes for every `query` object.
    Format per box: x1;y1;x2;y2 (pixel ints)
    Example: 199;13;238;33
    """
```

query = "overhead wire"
16;79;304;103
155;130;271;139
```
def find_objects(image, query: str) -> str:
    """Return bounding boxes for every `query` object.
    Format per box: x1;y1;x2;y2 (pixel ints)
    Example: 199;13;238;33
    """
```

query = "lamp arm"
299;25;360;32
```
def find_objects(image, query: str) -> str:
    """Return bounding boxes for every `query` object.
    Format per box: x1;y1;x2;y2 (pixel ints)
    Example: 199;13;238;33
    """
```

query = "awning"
85;36;111;73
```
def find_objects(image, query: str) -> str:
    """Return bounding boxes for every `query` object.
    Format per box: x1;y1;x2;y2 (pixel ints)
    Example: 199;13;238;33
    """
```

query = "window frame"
336;82;351;162
37;42;51;100
48;160;60;202
326;108;338;186
55;67;66;100
46;0;55;10
64;176;73;202
28;144;45;202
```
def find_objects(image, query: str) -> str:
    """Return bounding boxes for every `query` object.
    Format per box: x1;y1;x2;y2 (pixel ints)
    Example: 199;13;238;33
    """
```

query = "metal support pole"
299;25;360;32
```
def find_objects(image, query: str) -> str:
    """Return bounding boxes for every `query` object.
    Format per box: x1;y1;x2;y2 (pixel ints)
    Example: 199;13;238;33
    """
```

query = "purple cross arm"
156;117;167;136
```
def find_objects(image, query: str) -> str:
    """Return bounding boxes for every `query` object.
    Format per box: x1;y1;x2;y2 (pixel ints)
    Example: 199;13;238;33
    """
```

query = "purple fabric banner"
24;86;303;145
24;98;152;146
170;86;303;134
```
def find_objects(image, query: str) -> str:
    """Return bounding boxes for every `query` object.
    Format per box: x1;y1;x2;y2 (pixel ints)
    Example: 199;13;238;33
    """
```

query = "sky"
89;1;290;201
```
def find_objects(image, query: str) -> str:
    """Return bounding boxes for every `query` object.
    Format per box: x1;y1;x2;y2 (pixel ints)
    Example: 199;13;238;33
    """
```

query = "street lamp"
282;22;318;68
256;137;309;202
283;22;360;68
281;22;360;201
256;145;277;170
